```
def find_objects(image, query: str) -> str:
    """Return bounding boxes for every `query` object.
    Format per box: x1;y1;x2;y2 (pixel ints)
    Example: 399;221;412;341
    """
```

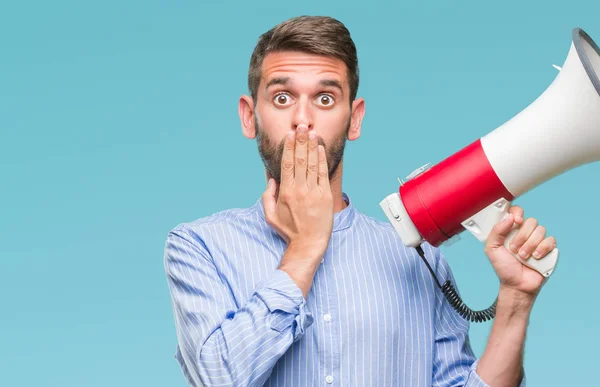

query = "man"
164;16;556;387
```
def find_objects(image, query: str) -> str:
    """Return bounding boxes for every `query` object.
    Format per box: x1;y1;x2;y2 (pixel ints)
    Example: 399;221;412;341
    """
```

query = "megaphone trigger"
461;198;559;278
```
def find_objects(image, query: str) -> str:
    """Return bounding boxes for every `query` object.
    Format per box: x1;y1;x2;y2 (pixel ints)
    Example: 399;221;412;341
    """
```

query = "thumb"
262;178;277;219
487;213;515;249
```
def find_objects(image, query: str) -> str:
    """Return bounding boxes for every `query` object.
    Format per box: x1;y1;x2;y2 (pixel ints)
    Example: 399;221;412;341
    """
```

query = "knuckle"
307;163;318;173
523;242;536;253
282;160;294;170
297;187;308;197
280;192;292;203
318;170;328;179
295;157;306;166
527;217;538;227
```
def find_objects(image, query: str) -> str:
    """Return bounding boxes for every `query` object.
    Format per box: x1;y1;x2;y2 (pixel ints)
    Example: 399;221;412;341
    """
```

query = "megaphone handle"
461;198;559;278
501;214;559;278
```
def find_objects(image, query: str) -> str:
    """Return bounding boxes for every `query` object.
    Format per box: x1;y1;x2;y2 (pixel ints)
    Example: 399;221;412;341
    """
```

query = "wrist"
287;239;327;262
279;243;325;299
497;285;536;319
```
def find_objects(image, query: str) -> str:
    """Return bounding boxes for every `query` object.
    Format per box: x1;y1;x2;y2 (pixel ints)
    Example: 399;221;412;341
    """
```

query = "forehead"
260;51;348;86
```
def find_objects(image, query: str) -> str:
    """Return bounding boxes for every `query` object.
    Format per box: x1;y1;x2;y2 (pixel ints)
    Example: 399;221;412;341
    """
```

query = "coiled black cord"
415;245;497;323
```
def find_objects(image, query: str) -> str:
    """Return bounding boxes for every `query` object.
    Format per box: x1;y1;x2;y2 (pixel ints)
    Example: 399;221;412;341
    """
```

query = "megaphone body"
380;28;600;278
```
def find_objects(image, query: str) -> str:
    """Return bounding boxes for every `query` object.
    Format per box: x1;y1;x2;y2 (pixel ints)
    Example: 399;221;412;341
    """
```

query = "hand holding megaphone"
483;204;557;296
463;197;559;278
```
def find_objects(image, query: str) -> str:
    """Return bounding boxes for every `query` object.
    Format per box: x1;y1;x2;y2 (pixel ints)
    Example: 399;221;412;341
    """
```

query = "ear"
347;97;365;141
239;95;256;139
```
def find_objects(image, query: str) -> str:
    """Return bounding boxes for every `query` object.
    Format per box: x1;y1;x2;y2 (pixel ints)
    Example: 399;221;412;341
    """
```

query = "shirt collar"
254;192;355;233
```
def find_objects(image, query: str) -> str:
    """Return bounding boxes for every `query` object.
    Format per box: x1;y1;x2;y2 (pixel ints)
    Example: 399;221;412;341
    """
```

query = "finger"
517;225;546;260
486;213;515;248
294;124;309;186
317;144;330;190
280;131;295;187
509;205;524;224
306;131;319;187
532;236;556;259
262;178;277;221
508;217;538;254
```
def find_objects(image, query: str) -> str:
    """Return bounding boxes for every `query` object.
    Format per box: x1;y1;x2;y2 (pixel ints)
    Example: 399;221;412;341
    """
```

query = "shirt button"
325;375;334;384
323;313;332;322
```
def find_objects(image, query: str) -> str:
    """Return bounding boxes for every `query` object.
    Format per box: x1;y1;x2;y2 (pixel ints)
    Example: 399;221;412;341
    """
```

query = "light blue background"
2;1;599;386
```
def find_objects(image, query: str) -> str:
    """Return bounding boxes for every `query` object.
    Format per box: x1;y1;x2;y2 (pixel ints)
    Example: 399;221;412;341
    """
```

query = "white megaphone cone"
381;28;600;279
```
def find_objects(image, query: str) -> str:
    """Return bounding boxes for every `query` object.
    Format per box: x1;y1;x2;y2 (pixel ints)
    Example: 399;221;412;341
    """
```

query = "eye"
273;93;293;106
316;94;335;107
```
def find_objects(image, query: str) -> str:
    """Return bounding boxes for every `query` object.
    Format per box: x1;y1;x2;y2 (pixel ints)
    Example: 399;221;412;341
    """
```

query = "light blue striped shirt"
164;193;526;386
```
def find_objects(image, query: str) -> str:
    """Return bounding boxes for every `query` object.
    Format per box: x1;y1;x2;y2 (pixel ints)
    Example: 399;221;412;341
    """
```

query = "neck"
328;162;347;214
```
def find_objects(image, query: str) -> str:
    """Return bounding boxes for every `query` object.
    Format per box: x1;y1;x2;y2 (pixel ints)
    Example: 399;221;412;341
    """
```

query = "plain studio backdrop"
1;1;599;386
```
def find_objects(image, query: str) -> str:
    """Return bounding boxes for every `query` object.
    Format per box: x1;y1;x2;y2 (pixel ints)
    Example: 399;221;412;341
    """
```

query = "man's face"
244;51;360;185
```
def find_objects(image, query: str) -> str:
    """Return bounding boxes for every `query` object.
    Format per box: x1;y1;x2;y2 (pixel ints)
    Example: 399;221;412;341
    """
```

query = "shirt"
163;192;526;387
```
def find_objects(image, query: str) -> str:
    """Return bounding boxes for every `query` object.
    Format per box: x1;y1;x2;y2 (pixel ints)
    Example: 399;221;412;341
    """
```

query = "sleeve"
428;245;526;387
163;228;314;387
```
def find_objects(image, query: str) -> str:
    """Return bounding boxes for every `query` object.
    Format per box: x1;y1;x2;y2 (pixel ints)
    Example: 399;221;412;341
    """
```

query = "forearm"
189;275;307;386
476;286;535;386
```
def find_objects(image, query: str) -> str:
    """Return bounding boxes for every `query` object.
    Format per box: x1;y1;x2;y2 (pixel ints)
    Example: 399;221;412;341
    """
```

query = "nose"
291;98;314;132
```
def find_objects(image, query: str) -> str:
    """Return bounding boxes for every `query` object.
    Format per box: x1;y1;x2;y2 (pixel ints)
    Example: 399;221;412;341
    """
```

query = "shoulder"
166;200;264;249
172;199;263;236
353;209;403;238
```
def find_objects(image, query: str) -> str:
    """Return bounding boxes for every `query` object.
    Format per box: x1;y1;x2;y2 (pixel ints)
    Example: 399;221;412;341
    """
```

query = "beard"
256;119;349;185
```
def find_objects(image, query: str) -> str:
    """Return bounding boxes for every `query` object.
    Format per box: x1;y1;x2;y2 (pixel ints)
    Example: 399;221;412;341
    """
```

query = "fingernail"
298;125;307;132
519;249;529;259
287;131;295;139
309;132;315;140
533;250;541;258
510;244;517;252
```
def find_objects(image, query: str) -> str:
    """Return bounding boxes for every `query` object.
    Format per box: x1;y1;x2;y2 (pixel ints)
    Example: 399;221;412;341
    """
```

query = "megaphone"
380;28;600;283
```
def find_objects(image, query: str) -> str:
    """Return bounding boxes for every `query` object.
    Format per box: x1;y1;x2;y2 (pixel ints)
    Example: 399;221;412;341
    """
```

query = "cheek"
256;112;288;145
314;111;349;139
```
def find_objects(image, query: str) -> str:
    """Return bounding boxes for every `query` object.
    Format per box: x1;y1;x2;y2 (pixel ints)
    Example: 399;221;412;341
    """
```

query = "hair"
248;16;359;104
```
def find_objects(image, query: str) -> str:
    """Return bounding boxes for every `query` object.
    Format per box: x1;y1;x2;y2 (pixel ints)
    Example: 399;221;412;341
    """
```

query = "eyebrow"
318;79;344;95
265;77;344;96
265;77;290;89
